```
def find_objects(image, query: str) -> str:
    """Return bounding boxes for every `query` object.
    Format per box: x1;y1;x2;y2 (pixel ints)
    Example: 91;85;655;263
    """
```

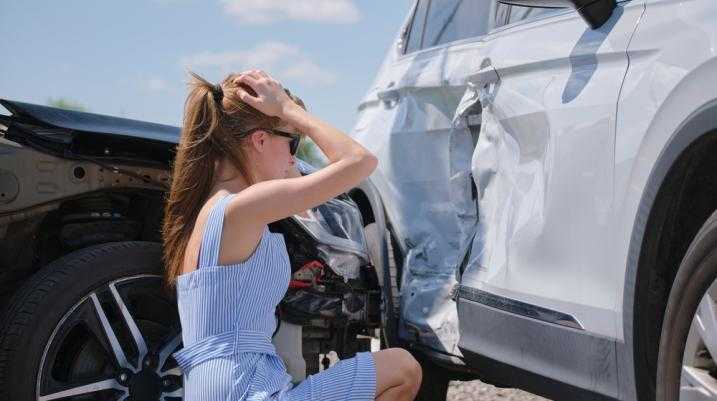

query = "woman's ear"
248;130;268;153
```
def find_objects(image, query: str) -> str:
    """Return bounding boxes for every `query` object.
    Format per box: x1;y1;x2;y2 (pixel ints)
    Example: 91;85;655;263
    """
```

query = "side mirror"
498;0;617;29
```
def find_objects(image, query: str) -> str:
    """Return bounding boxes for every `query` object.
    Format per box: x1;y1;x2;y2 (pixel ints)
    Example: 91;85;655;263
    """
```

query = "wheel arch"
622;98;717;401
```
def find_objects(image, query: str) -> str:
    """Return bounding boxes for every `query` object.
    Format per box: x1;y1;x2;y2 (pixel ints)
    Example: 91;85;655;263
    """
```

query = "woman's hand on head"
233;70;298;118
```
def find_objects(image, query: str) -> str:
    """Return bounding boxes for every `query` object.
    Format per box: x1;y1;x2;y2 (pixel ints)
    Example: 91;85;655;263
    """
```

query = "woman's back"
172;192;294;399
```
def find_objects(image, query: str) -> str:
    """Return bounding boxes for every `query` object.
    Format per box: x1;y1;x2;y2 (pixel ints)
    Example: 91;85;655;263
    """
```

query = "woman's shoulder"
220;191;271;265
223;181;288;226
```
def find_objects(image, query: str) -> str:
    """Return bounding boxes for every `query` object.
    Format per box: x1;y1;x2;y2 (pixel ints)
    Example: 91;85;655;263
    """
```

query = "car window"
421;0;490;49
493;3;559;28
404;0;429;54
492;2;511;28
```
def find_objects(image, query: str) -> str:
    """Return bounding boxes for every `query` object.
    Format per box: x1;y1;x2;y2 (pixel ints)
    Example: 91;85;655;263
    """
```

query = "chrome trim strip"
456;285;585;330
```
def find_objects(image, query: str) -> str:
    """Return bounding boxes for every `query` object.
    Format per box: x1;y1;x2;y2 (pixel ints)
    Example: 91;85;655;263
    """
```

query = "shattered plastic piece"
292;159;369;280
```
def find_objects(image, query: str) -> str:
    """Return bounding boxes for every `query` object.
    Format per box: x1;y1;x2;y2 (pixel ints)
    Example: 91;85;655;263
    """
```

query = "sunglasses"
242;128;301;155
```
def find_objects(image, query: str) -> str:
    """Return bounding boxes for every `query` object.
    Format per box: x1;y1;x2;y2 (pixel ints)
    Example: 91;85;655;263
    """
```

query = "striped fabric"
172;192;377;401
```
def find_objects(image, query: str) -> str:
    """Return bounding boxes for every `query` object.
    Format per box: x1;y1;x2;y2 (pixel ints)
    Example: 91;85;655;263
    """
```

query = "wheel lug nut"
119;372;129;382
163;379;171;387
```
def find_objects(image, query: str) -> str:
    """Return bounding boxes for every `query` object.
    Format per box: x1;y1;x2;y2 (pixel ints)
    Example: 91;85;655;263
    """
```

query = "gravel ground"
447;380;550;401
353;338;550;400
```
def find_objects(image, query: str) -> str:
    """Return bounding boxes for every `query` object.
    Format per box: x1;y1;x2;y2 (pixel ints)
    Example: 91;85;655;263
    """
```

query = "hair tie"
212;84;223;103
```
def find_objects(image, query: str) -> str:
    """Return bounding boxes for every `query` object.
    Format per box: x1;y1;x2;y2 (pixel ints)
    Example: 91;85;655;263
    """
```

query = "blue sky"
0;1;410;132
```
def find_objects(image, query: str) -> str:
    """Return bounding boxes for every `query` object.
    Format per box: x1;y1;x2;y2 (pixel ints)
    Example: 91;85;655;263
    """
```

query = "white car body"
352;0;717;400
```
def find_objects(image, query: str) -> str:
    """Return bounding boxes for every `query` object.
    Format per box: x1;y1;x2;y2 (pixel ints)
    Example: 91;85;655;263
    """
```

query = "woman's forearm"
281;103;373;164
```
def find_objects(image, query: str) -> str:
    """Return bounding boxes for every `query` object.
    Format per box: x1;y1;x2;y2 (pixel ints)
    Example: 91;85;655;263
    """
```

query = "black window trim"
399;0;419;55
488;3;574;34
417;0;431;49
403;0;432;56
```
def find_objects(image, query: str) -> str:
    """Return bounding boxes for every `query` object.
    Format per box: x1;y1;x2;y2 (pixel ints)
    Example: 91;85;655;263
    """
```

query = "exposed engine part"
270;215;381;368
281;290;342;323
278;258;381;328
289;260;324;288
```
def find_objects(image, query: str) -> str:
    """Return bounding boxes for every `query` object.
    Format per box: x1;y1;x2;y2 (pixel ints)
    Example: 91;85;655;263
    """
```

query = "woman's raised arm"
227;70;378;227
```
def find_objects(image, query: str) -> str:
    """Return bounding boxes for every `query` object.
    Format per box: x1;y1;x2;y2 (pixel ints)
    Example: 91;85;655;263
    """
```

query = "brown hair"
161;70;305;291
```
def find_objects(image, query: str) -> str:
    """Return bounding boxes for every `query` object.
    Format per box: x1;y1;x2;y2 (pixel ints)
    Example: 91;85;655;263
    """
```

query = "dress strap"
197;192;236;268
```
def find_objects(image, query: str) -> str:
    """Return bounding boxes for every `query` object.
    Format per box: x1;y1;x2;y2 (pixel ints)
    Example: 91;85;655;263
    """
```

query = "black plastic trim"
459;348;617;401
457;296;619;399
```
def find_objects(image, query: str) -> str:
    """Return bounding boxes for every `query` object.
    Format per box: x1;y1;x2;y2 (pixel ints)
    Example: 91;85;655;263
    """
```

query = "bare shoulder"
224;178;292;226
219;190;268;266
224;186;269;229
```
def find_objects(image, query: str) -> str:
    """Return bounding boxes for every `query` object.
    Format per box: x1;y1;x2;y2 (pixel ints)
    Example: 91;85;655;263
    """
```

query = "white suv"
352;1;717;400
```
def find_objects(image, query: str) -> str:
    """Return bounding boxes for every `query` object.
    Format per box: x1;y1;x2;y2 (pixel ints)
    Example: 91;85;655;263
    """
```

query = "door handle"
467;65;499;89
377;81;399;104
377;88;400;103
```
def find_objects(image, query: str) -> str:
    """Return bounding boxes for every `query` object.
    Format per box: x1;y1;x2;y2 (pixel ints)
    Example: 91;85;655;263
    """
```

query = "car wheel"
414;355;450;401
363;223;399;349
0;241;183;401
657;210;717;401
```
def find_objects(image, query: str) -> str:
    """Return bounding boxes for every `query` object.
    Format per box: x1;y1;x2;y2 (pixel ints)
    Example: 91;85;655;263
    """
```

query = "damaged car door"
352;0;498;359
453;0;644;396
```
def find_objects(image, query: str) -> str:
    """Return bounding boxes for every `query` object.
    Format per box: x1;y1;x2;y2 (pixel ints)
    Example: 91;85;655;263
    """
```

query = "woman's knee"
387;348;422;388
372;348;421;393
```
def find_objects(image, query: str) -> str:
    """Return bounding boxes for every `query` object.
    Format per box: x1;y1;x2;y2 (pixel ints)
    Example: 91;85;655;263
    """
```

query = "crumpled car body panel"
352;38;487;355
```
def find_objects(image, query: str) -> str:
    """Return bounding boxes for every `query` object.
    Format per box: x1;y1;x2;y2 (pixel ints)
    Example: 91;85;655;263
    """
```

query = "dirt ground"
447;380;550;401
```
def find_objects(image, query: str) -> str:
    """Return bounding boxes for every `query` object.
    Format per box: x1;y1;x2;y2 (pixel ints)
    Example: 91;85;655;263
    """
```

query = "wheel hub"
127;369;162;401
35;275;184;401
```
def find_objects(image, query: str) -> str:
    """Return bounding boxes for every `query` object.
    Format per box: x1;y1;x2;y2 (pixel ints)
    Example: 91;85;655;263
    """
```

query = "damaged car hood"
0;98;180;144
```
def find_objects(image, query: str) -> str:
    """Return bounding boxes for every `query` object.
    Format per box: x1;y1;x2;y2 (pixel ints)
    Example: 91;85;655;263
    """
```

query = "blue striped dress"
172;191;377;401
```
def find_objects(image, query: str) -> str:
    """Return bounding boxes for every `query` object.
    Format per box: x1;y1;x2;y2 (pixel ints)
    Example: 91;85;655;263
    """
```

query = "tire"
363;223;400;349
414;356;450;401
0;241;183;401
657;210;717;401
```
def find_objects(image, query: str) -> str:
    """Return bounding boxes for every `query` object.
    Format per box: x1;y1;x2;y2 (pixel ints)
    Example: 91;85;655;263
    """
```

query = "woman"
161;69;423;401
